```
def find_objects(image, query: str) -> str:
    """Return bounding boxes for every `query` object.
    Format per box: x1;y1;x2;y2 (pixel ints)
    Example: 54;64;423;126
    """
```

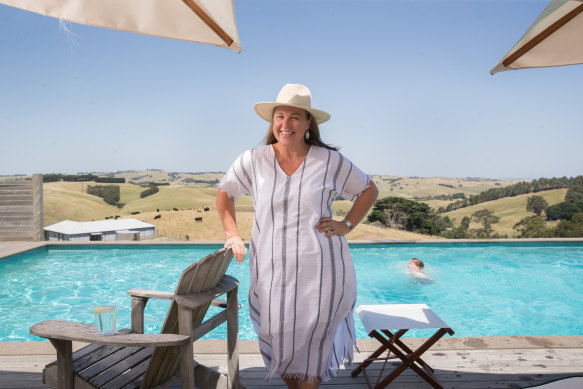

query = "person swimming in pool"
407;258;433;281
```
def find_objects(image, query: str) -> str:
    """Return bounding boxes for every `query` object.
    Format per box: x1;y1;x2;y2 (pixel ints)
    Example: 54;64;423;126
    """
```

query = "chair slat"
80;347;142;381
140;249;234;388
73;345;127;372
97;347;153;389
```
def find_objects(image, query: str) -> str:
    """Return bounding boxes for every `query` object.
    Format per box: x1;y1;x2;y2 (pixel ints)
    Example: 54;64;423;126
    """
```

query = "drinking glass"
94;305;116;336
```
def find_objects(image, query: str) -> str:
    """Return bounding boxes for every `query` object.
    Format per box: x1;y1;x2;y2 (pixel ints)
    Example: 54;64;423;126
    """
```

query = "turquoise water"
1;242;582;342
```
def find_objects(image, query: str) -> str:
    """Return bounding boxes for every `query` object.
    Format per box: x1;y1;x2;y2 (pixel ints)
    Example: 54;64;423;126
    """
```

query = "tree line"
367;175;583;239
43;173;125;183
86;185;122;207
512;181;583;238
437;176;580;213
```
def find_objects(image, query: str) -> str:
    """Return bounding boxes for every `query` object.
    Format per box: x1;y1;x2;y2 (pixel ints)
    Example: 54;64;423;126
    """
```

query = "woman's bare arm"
317;181;379;237
216;189;247;263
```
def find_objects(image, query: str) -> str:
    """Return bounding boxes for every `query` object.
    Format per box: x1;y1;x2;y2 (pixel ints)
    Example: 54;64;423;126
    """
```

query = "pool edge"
2;237;583;261
3;335;582;356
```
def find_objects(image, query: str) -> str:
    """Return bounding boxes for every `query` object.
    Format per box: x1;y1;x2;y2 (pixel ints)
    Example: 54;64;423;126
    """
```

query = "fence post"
33;174;43;241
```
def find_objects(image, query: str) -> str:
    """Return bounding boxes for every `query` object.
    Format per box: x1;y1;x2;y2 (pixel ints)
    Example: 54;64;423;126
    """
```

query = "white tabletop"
356;304;450;334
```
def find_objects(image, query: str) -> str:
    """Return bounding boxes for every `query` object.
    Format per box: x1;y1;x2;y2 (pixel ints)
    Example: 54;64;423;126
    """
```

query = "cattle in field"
154;215;161;220
156;208;159;212
131;211;140;215
114;216;120;219
195;217;203;222
203;207;210;211
173;208;179;211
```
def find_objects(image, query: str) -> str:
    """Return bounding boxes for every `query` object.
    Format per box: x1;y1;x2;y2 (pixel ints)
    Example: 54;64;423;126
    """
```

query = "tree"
471;209;500;236
460;216;471;230
553;213;583;237
545;186;583;221
140;183;160;198
526;195;548;216
513;216;551;238
367;197;443;235
86;185;121;207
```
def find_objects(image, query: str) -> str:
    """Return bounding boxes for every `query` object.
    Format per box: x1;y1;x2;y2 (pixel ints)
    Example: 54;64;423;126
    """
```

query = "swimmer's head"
408;258;425;271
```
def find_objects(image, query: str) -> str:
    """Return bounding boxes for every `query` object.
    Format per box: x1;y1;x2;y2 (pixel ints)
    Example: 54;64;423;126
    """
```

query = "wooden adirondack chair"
30;248;239;389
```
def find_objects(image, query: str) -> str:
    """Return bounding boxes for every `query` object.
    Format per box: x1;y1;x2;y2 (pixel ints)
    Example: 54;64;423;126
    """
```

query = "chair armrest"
126;289;174;300
30;320;190;347
211;299;242;310
175;275;239;311
211;298;227;308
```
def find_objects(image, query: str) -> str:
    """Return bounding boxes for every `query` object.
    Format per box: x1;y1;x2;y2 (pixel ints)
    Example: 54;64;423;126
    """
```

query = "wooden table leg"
49;339;73;389
376;328;452;389
352;331;389;377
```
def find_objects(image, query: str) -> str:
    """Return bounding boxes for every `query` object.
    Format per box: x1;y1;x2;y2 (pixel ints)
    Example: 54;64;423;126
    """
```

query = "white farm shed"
44;219;156;241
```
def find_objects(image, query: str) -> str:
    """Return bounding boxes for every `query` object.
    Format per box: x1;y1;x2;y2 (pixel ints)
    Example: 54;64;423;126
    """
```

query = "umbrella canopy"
491;0;583;74
0;0;241;52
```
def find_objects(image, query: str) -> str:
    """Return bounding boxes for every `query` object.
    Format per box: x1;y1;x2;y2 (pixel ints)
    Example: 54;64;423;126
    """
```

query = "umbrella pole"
181;0;235;47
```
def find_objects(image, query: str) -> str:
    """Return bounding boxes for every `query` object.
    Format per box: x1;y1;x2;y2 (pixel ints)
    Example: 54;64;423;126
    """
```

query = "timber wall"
0;175;43;241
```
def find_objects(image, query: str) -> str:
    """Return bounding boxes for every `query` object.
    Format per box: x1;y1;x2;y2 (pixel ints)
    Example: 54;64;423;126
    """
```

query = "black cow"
154;215;161;220
195;217;203;222
173;208;179;211
203;207;210;211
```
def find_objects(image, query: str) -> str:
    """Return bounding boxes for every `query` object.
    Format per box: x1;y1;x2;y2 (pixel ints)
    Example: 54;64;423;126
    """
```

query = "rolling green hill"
39;171;540;241
42;179;437;241
442;188;567;237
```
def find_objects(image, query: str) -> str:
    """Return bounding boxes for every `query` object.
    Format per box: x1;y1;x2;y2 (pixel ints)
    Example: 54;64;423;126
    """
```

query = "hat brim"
254;102;331;124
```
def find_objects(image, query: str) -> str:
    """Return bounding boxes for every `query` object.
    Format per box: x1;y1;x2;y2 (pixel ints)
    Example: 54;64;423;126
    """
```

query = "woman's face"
272;106;311;148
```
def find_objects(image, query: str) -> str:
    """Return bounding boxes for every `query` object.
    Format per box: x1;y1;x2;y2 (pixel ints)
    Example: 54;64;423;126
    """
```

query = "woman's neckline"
270;144;313;177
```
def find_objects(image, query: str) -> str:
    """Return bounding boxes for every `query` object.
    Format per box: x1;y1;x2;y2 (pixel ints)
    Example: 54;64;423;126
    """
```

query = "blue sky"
1;0;582;179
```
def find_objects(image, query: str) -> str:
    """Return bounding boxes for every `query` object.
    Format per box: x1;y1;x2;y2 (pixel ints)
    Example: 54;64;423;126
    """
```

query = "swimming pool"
1;242;582;342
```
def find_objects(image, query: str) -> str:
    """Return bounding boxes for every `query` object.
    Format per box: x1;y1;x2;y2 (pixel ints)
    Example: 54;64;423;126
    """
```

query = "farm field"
40;172;538;241
442;188;567;237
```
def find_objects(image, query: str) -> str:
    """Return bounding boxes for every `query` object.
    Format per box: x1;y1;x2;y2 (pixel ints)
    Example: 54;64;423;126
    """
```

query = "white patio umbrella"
491;0;583;74
0;0;241;52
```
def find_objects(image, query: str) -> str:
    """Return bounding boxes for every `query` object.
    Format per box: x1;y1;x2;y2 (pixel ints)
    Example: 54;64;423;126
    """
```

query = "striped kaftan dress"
219;144;371;383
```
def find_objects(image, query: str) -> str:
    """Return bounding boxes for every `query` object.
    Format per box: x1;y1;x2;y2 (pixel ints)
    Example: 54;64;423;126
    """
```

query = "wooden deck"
2;336;582;389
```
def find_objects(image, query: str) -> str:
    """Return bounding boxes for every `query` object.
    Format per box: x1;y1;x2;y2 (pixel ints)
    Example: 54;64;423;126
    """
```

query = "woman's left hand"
316;217;350;237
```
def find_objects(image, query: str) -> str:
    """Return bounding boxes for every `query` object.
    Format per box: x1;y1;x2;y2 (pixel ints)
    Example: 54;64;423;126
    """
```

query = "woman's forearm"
317;180;379;237
345;180;379;226
216;189;239;238
216;189;247;263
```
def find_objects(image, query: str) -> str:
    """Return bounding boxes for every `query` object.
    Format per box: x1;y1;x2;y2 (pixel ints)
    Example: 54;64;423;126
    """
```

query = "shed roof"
44;219;155;235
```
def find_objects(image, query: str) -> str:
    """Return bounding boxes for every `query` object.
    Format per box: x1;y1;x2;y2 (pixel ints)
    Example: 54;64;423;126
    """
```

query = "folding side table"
352;304;454;389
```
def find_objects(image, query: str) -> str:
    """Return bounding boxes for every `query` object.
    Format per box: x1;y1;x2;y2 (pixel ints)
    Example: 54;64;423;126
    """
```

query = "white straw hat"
254;84;331;124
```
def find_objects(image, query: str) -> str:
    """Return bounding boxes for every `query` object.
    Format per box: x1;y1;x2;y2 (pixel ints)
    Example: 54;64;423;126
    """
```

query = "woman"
216;84;378;389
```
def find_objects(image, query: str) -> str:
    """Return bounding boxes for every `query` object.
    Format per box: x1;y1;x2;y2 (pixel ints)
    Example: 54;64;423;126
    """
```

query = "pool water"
1;242;582;342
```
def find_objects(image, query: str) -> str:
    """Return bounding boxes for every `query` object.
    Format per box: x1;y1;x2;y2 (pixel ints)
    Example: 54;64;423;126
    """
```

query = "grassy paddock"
43;181;436;241
442;188;567;237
